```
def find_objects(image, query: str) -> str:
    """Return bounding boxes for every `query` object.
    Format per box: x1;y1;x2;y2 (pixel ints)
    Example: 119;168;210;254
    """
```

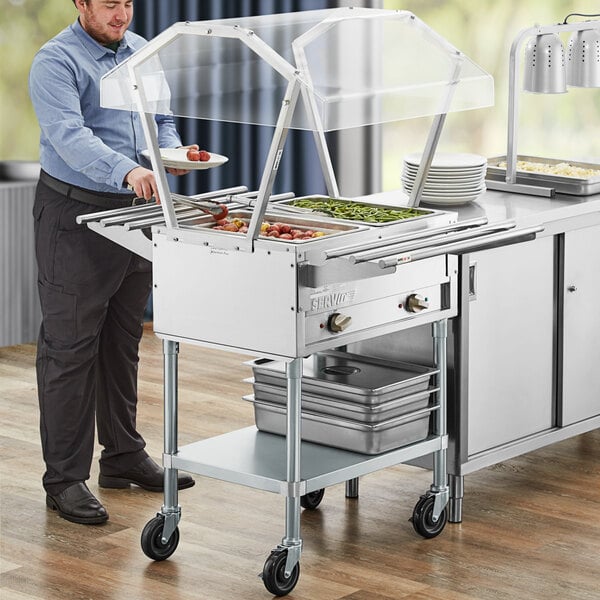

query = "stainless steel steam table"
82;8;545;596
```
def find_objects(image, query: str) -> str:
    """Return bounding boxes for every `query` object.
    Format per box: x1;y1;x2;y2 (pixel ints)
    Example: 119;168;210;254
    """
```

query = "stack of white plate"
402;152;487;205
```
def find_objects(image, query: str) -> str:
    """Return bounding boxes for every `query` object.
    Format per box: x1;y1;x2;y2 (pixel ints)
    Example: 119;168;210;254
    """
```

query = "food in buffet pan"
486;155;600;195
277;196;433;225
213;217;327;240
499;160;600;178
245;397;434;455
182;209;363;241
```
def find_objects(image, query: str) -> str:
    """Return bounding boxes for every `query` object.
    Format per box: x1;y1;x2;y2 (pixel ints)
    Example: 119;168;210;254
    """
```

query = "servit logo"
310;289;357;311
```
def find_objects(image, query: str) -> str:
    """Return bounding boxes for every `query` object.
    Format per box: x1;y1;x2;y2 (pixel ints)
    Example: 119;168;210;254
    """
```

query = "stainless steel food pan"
486;155;600;196
245;397;434;455
179;209;364;242
273;195;438;227
249;351;437;405
252;381;435;424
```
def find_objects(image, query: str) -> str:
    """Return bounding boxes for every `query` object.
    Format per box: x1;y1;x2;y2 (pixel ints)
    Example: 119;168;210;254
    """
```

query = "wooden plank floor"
1;323;599;600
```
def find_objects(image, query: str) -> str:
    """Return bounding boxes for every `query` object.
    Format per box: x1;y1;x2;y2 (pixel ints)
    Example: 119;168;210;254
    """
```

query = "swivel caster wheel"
300;488;325;510
411;493;447;539
141;515;180;561
261;549;300;596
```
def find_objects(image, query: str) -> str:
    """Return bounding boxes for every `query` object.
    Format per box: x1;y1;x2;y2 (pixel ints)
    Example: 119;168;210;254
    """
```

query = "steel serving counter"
351;188;600;522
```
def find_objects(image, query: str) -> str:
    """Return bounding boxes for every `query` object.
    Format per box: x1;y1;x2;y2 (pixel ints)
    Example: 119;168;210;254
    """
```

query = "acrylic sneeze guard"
101;7;493;130
100;7;493;230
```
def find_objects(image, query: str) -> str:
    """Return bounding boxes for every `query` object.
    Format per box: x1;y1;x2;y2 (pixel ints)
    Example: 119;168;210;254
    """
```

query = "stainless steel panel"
152;233;299;357
153;227;457;357
249;400;433;454
466;236;555;454
561;225;600;425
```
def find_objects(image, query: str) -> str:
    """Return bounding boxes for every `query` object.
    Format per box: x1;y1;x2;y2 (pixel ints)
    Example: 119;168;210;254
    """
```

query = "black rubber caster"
141;515;180;561
300;488;325;510
261;549;300;596
411;493;447;538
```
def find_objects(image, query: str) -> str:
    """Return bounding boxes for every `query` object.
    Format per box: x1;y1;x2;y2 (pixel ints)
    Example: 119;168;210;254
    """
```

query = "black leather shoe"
46;482;109;525
98;456;195;492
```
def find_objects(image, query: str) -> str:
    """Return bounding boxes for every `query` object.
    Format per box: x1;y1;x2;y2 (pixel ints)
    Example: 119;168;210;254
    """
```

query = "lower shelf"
168;426;447;496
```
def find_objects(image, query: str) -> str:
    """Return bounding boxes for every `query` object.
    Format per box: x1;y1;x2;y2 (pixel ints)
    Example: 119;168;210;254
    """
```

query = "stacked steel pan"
246;351;438;455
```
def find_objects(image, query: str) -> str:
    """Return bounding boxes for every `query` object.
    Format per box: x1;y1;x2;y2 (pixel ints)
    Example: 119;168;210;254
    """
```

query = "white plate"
141;148;229;170
403;169;486;181
403;181;486;193
403;186;486;197
404;193;486;203
404;152;487;169
402;165;486;177
402;174;485;187
418;193;483;206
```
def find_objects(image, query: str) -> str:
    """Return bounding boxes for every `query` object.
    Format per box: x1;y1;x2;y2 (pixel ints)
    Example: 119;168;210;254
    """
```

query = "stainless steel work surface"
362;187;600;231
450;187;600;231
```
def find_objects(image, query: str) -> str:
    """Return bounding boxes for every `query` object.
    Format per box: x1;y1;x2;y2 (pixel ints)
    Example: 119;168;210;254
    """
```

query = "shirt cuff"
111;156;139;191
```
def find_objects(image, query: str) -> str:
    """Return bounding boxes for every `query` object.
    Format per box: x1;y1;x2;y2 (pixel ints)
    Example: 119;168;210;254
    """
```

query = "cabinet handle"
567;285;577;293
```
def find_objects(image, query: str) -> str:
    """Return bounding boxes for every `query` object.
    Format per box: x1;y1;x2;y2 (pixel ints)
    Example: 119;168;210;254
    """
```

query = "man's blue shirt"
29;19;181;193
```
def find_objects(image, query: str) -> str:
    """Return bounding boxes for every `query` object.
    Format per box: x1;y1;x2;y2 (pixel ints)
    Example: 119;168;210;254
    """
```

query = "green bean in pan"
290;197;429;223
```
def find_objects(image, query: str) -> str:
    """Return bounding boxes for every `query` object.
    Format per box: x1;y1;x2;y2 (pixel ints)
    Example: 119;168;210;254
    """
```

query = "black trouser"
33;178;152;495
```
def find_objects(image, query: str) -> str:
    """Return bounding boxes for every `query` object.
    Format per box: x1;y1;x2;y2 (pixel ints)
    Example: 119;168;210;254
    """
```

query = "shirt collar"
70;18;131;60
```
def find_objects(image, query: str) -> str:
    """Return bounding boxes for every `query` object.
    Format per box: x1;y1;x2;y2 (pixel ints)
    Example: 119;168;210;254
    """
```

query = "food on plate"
186;148;211;162
498;160;600;179
211;218;328;240
288;197;430;223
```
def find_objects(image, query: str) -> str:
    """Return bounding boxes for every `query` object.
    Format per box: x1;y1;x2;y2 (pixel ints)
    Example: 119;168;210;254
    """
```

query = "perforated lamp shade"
523;32;567;93
567;28;600;87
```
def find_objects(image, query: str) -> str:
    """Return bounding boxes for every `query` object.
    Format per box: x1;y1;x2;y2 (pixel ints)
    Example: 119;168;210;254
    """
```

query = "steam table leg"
161;339;181;542
282;357;303;572
448;474;464;523
261;357;302;595
140;339;181;561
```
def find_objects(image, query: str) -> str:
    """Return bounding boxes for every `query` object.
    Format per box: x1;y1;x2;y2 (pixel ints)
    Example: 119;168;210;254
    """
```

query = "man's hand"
126;145;201;199
125;166;158;201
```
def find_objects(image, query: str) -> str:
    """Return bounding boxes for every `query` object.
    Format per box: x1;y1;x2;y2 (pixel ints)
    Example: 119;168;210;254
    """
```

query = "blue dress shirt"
29;19;182;193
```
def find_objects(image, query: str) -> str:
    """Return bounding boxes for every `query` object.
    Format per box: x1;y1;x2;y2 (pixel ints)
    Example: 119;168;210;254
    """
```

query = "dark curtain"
131;0;338;197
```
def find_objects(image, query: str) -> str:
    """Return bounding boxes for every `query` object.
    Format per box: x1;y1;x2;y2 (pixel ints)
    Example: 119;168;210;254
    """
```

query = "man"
29;0;195;525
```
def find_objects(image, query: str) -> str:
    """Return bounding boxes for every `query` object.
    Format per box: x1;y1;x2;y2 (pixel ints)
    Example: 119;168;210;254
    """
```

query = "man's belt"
39;170;148;209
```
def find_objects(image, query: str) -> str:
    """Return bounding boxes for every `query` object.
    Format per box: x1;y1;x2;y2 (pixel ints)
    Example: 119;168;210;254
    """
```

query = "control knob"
328;312;352;332
405;293;429;313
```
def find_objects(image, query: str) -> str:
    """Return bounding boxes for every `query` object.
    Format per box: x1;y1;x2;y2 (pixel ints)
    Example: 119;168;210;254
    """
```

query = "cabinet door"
467;237;555;455
561;226;600;425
